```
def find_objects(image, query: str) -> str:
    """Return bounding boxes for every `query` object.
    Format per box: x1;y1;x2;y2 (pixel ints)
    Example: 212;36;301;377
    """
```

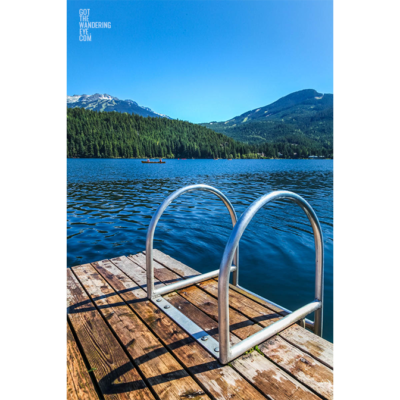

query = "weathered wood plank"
229;283;289;314
277;324;333;368
199;279;282;326
93;257;268;400
67;322;100;400
72;263;210;400
134;256;323;400
67;269;155;400
149;249;201;278
232;352;321;400
259;337;333;400
150;249;333;369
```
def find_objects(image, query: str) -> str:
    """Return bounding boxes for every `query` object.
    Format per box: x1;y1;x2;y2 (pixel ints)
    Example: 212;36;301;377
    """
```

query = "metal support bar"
146;184;239;300
151;296;221;358
229;301;321;361
218;190;324;364
153;266;237;297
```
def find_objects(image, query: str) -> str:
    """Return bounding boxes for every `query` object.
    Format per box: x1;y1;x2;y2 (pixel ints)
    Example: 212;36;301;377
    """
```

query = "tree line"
67;108;332;159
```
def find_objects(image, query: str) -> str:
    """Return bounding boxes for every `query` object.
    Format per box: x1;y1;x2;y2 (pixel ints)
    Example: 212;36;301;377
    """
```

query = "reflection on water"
68;159;333;341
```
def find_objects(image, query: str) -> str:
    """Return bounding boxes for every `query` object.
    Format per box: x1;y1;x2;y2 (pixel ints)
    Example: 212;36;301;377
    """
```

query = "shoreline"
67;157;333;160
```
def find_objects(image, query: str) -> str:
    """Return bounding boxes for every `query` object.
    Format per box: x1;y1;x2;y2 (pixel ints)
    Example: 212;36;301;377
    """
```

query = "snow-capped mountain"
67;93;171;119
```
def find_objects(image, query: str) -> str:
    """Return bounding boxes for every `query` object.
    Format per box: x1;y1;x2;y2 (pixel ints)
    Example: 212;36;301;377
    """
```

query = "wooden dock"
67;250;333;400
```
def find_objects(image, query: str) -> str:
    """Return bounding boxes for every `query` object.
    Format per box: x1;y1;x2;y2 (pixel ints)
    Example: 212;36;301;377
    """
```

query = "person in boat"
159;158;162;162
147;159;150;162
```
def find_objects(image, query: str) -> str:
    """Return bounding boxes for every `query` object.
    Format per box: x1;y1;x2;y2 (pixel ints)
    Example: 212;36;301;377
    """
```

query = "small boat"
142;159;165;164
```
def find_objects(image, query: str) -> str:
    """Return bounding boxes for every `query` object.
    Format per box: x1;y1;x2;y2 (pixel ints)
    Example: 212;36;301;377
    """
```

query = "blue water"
67;159;333;342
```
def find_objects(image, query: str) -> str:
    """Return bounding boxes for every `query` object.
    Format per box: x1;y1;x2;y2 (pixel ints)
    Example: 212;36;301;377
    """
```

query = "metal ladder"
146;184;324;364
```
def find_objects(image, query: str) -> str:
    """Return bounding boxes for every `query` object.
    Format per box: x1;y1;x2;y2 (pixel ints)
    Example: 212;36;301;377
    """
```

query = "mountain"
200;89;333;149
67;93;171;119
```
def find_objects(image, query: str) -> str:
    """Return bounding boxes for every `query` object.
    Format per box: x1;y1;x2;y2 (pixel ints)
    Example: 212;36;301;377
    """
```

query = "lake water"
67;159;333;342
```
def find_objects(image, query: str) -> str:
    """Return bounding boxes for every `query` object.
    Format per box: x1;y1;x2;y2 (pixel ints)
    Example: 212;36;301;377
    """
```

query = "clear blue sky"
67;0;333;123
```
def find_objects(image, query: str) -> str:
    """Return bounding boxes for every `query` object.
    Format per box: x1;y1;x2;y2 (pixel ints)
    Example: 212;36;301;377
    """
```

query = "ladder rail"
218;190;324;364
146;184;239;299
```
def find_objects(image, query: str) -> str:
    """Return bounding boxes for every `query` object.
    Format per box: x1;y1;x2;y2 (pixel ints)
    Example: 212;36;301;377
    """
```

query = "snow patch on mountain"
67;93;171;119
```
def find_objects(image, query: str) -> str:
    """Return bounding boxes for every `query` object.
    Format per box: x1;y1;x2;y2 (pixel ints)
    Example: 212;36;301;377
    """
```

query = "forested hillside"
67;108;332;158
201;89;333;151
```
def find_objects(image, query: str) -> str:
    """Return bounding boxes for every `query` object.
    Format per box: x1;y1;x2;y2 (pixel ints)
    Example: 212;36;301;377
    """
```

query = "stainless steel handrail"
146;184;239;299
217;190;324;364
